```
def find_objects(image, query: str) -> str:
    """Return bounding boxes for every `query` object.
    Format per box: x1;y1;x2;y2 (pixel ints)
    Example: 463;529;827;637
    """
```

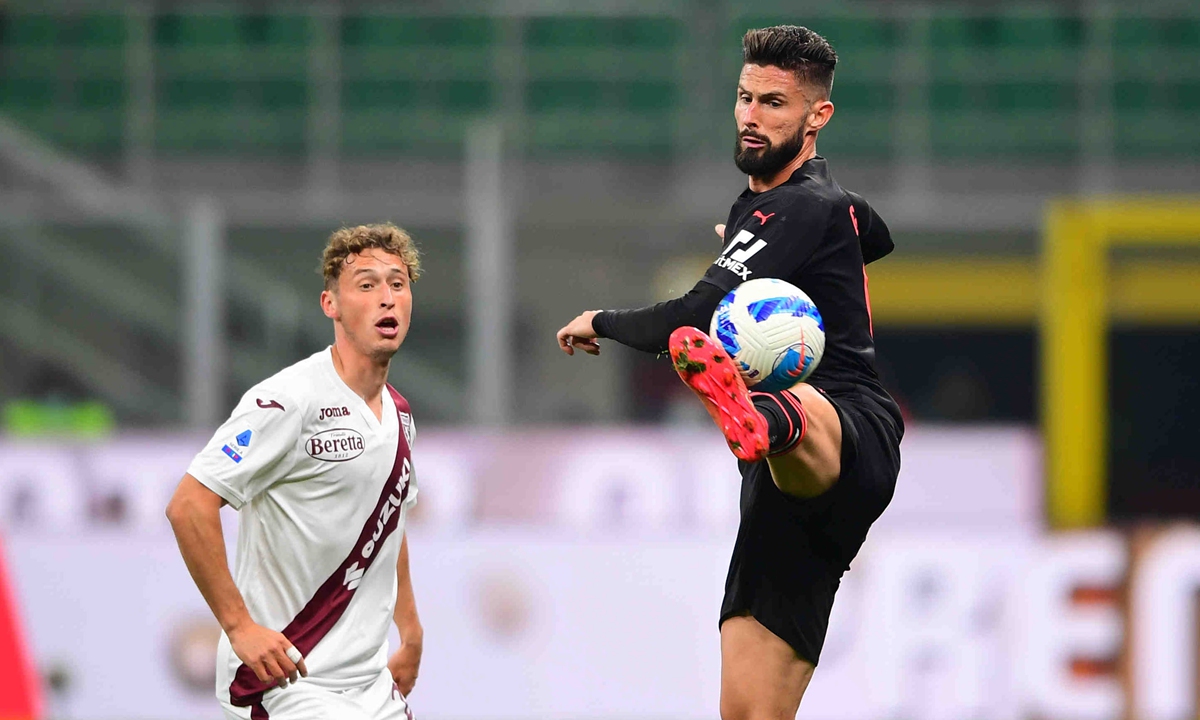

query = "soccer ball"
709;278;825;392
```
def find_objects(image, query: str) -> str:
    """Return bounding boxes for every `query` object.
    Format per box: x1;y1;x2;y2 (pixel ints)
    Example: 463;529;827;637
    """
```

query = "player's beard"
734;124;807;179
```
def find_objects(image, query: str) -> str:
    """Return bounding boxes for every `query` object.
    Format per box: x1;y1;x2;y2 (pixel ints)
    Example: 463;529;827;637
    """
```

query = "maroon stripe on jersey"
229;385;413;709
251;703;268;719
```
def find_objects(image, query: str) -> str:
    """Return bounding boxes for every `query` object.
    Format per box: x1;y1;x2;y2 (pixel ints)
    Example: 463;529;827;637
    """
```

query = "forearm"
166;487;252;634
592;280;725;354
393;534;422;646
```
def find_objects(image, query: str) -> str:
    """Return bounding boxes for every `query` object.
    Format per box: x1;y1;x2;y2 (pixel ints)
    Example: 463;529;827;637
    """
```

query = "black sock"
751;390;806;457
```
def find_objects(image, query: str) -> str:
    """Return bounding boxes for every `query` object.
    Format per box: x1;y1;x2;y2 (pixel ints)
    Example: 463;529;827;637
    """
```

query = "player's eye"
360;283;373;290
392;281;404;290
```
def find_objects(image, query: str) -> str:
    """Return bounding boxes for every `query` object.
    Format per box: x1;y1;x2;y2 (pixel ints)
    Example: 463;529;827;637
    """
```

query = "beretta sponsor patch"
306;428;367;462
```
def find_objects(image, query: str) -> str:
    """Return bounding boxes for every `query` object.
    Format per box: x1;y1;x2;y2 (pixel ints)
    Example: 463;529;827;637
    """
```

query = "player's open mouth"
740;135;767;149
375;317;399;338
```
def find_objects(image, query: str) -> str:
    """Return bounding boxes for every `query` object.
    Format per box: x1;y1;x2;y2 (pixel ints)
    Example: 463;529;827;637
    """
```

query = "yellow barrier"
1042;198;1200;529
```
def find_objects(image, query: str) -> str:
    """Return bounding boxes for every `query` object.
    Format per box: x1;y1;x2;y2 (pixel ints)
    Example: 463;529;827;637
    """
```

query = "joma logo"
319;406;351;421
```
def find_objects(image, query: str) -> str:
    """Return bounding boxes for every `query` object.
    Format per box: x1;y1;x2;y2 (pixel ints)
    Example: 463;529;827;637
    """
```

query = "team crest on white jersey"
399;412;414;446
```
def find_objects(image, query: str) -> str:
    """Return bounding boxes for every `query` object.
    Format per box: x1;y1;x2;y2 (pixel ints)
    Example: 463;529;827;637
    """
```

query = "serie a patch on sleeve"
221;429;253;463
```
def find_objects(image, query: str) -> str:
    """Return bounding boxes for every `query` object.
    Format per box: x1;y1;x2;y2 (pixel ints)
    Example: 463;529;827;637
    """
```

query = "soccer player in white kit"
167;224;424;720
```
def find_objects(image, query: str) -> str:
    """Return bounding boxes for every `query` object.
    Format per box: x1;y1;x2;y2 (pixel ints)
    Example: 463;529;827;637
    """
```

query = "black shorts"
719;390;902;665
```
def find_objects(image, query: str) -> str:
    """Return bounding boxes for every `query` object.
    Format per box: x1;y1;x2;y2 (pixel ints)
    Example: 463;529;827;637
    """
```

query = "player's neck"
330;342;390;406
747;141;817;193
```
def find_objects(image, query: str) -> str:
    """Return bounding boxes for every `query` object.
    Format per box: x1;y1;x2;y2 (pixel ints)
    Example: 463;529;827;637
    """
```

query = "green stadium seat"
527;18;676;48
0;79;54;109
343;80;417;110
929;15;972;48
1113;80;1152;111
930;82;971;111
75;79;125;108
528;80;604;111
160;79;237;108
342;16;494;47
832;81;894;112
1113;17;1157;47
155;13;244;46
441;80;492;111
263;15;310;46
4;15;58;45
1172;81;1200;111
623;81;674;111
0;6;1190;161
815;17;900;49
258;80;307;109
65;14;127;46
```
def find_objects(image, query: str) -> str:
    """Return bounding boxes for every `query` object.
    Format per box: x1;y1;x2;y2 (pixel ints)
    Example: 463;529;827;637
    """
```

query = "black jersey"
701;156;901;430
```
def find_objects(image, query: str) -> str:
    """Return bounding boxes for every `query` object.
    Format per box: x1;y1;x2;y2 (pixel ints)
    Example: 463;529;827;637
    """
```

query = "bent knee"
767;385;842;497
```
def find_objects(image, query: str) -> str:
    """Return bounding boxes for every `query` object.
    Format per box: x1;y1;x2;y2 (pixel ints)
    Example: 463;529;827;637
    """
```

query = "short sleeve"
186;390;304;510
702;193;829;293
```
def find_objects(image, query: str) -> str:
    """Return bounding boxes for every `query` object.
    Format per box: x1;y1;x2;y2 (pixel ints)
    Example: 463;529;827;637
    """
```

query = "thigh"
259;682;373;720
765;383;843;498
720;614;815;720
359;669;415;720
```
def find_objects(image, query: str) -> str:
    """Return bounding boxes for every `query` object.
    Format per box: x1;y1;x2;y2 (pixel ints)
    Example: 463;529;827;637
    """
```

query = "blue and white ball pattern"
709;278;825;392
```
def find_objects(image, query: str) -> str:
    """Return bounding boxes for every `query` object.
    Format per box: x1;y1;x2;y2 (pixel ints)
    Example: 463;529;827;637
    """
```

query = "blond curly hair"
321;223;421;290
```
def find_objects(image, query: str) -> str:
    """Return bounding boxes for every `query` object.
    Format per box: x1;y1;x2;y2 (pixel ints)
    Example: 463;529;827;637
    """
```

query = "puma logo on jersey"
753;210;776;225
256;399;285;411
319;406;351;421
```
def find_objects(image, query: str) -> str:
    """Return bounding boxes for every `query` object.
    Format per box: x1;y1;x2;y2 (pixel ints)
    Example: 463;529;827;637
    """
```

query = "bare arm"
388;533;423;695
166;474;306;687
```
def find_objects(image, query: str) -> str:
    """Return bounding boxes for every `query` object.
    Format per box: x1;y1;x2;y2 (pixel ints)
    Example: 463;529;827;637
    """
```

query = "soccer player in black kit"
556;25;903;720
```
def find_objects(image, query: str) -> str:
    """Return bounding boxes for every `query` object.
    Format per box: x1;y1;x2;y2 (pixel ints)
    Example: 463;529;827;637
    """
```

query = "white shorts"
220;669;413;720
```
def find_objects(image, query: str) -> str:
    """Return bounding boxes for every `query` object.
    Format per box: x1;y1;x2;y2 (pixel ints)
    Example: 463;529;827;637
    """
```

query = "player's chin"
373;329;407;354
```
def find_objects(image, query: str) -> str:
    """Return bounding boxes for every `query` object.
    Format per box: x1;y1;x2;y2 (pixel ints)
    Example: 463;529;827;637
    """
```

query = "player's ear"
320;288;339;320
809;100;834;132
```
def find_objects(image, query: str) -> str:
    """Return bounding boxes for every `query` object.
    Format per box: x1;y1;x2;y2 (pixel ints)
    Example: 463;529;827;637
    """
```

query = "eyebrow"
352;265;406;277
737;86;789;101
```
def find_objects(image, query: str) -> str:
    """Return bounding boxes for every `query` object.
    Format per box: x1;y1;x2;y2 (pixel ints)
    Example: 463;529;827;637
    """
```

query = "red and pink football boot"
668;326;770;463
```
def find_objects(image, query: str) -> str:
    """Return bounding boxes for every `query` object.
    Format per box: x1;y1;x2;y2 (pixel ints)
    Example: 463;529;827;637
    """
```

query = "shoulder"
750;184;839;230
386;384;412;415
237;351;329;417
387;385;416;446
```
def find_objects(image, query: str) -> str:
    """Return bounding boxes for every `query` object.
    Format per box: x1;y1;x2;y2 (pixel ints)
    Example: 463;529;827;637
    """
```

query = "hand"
556;310;602;356
715;224;726;240
388;640;422;697
228;622;307;689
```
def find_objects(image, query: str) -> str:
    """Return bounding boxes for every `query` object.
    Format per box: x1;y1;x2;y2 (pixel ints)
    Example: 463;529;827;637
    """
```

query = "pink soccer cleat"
669;326;769;463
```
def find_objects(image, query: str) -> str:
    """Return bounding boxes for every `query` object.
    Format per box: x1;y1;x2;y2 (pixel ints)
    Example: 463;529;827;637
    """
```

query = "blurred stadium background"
0;1;1198;718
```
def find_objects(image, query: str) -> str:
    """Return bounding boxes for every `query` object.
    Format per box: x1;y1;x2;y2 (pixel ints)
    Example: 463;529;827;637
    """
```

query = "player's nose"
738;102;762;127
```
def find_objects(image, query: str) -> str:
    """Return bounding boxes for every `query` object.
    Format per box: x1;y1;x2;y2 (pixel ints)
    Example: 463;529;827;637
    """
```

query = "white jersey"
186;347;417;711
